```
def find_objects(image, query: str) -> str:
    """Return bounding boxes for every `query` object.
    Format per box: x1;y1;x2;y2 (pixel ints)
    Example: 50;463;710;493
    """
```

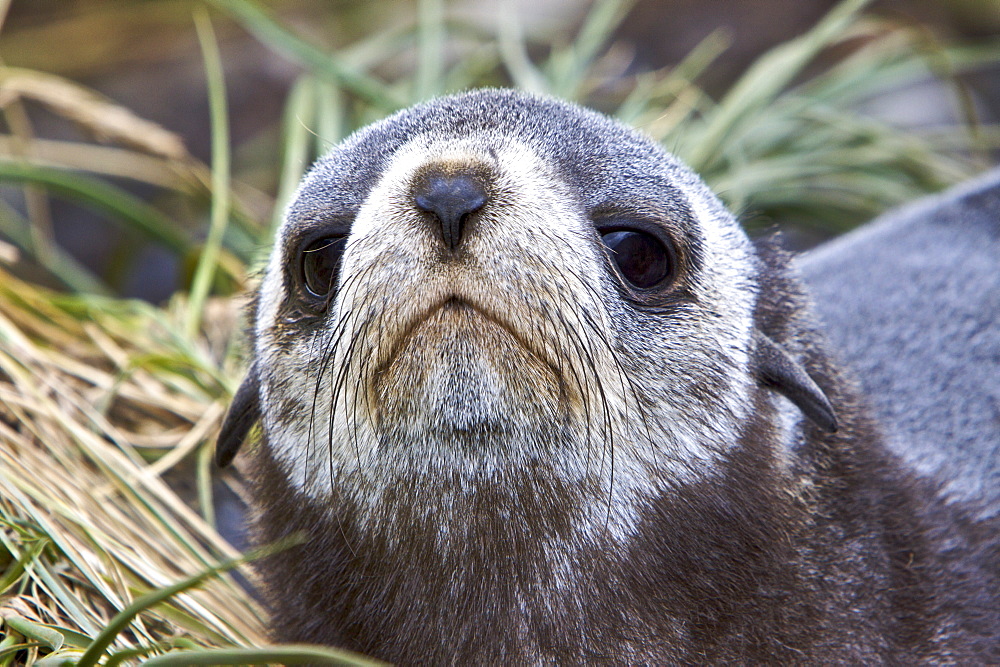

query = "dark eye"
300;235;347;298
601;229;673;289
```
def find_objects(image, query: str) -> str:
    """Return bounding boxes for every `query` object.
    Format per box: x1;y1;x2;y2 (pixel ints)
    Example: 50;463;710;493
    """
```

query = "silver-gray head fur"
217;89;999;663
252;89;766;536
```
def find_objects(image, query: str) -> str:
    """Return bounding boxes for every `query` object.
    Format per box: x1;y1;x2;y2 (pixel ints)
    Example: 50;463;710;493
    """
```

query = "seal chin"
372;298;564;442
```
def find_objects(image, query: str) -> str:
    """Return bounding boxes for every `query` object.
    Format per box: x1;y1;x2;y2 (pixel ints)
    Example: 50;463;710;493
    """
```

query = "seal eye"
601;229;672;289
300;235;347;298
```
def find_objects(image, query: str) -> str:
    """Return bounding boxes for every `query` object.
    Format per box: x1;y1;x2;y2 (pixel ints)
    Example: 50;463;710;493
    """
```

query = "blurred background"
1;0;998;302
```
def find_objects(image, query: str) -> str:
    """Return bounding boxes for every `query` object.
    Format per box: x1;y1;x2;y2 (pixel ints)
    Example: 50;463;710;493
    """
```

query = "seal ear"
753;331;838;433
216;363;261;467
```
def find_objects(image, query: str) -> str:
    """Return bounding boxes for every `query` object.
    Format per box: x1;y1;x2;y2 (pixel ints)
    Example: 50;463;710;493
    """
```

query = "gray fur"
285;88;722;240
800;170;1000;516
220;89;1000;663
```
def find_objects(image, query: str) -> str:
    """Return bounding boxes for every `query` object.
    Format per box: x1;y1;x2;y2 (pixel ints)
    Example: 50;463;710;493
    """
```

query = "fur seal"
217;89;999;663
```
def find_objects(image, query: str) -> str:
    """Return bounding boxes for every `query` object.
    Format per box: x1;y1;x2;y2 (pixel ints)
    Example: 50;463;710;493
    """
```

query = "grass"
0;0;997;663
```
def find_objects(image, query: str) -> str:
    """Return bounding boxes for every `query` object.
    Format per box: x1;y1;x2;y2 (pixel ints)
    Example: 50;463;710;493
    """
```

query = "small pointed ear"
753;331;838;433
216;363;261;467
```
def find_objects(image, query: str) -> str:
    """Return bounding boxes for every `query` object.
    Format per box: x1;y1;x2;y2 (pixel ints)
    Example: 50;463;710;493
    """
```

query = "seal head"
222;90;831;495
218;89;997;663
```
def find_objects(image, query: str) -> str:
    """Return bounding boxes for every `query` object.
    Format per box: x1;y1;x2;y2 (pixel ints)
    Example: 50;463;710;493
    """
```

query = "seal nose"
413;173;487;251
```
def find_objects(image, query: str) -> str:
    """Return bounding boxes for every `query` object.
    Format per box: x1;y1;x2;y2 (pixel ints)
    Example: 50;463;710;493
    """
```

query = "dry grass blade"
0;268;265;661
0;137;202;191
0;67;187;160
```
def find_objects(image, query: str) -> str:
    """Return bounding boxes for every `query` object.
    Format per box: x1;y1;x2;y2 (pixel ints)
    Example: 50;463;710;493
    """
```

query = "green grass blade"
186;10;231;339
196;440;215;528
140;644;387;666
20;555;102;638
442;41;501;92
31;650;85;666
416;0;445;100
1;615;64;652
0;199;110;294
271;75;317;236
683;0;870;169
547;0;634;99
104;643;176;667
498;6;548;93
615;28;729;124
315;79;345;152
207;0;401;109
0;639;37;665
0;526;48;594
0;161;190;253
73;551;252;667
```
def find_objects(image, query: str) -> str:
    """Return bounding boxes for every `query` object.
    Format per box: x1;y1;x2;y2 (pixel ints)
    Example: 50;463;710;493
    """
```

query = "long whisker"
329;262;384;472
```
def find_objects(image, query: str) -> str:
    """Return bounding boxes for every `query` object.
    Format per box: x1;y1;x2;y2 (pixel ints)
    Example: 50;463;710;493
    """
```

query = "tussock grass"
0;272;378;664
0;0;997;663
0;272;257;663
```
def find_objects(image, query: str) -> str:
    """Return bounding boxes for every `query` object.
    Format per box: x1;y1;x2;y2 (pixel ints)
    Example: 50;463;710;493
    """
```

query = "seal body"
218;89;999;663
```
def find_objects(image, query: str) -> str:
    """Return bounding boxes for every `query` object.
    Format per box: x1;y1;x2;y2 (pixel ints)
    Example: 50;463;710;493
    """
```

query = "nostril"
413;173;488;251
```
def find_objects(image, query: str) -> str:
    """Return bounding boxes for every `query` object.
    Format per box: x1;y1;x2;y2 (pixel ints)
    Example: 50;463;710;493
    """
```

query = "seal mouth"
377;294;557;378
361;291;578;438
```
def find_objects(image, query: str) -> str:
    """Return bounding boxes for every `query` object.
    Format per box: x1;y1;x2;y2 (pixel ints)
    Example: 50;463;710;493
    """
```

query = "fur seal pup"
217;89;999;663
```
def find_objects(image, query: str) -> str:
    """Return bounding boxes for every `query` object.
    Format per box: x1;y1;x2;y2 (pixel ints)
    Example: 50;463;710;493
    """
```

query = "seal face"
218;89;999;663
252;93;763;526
